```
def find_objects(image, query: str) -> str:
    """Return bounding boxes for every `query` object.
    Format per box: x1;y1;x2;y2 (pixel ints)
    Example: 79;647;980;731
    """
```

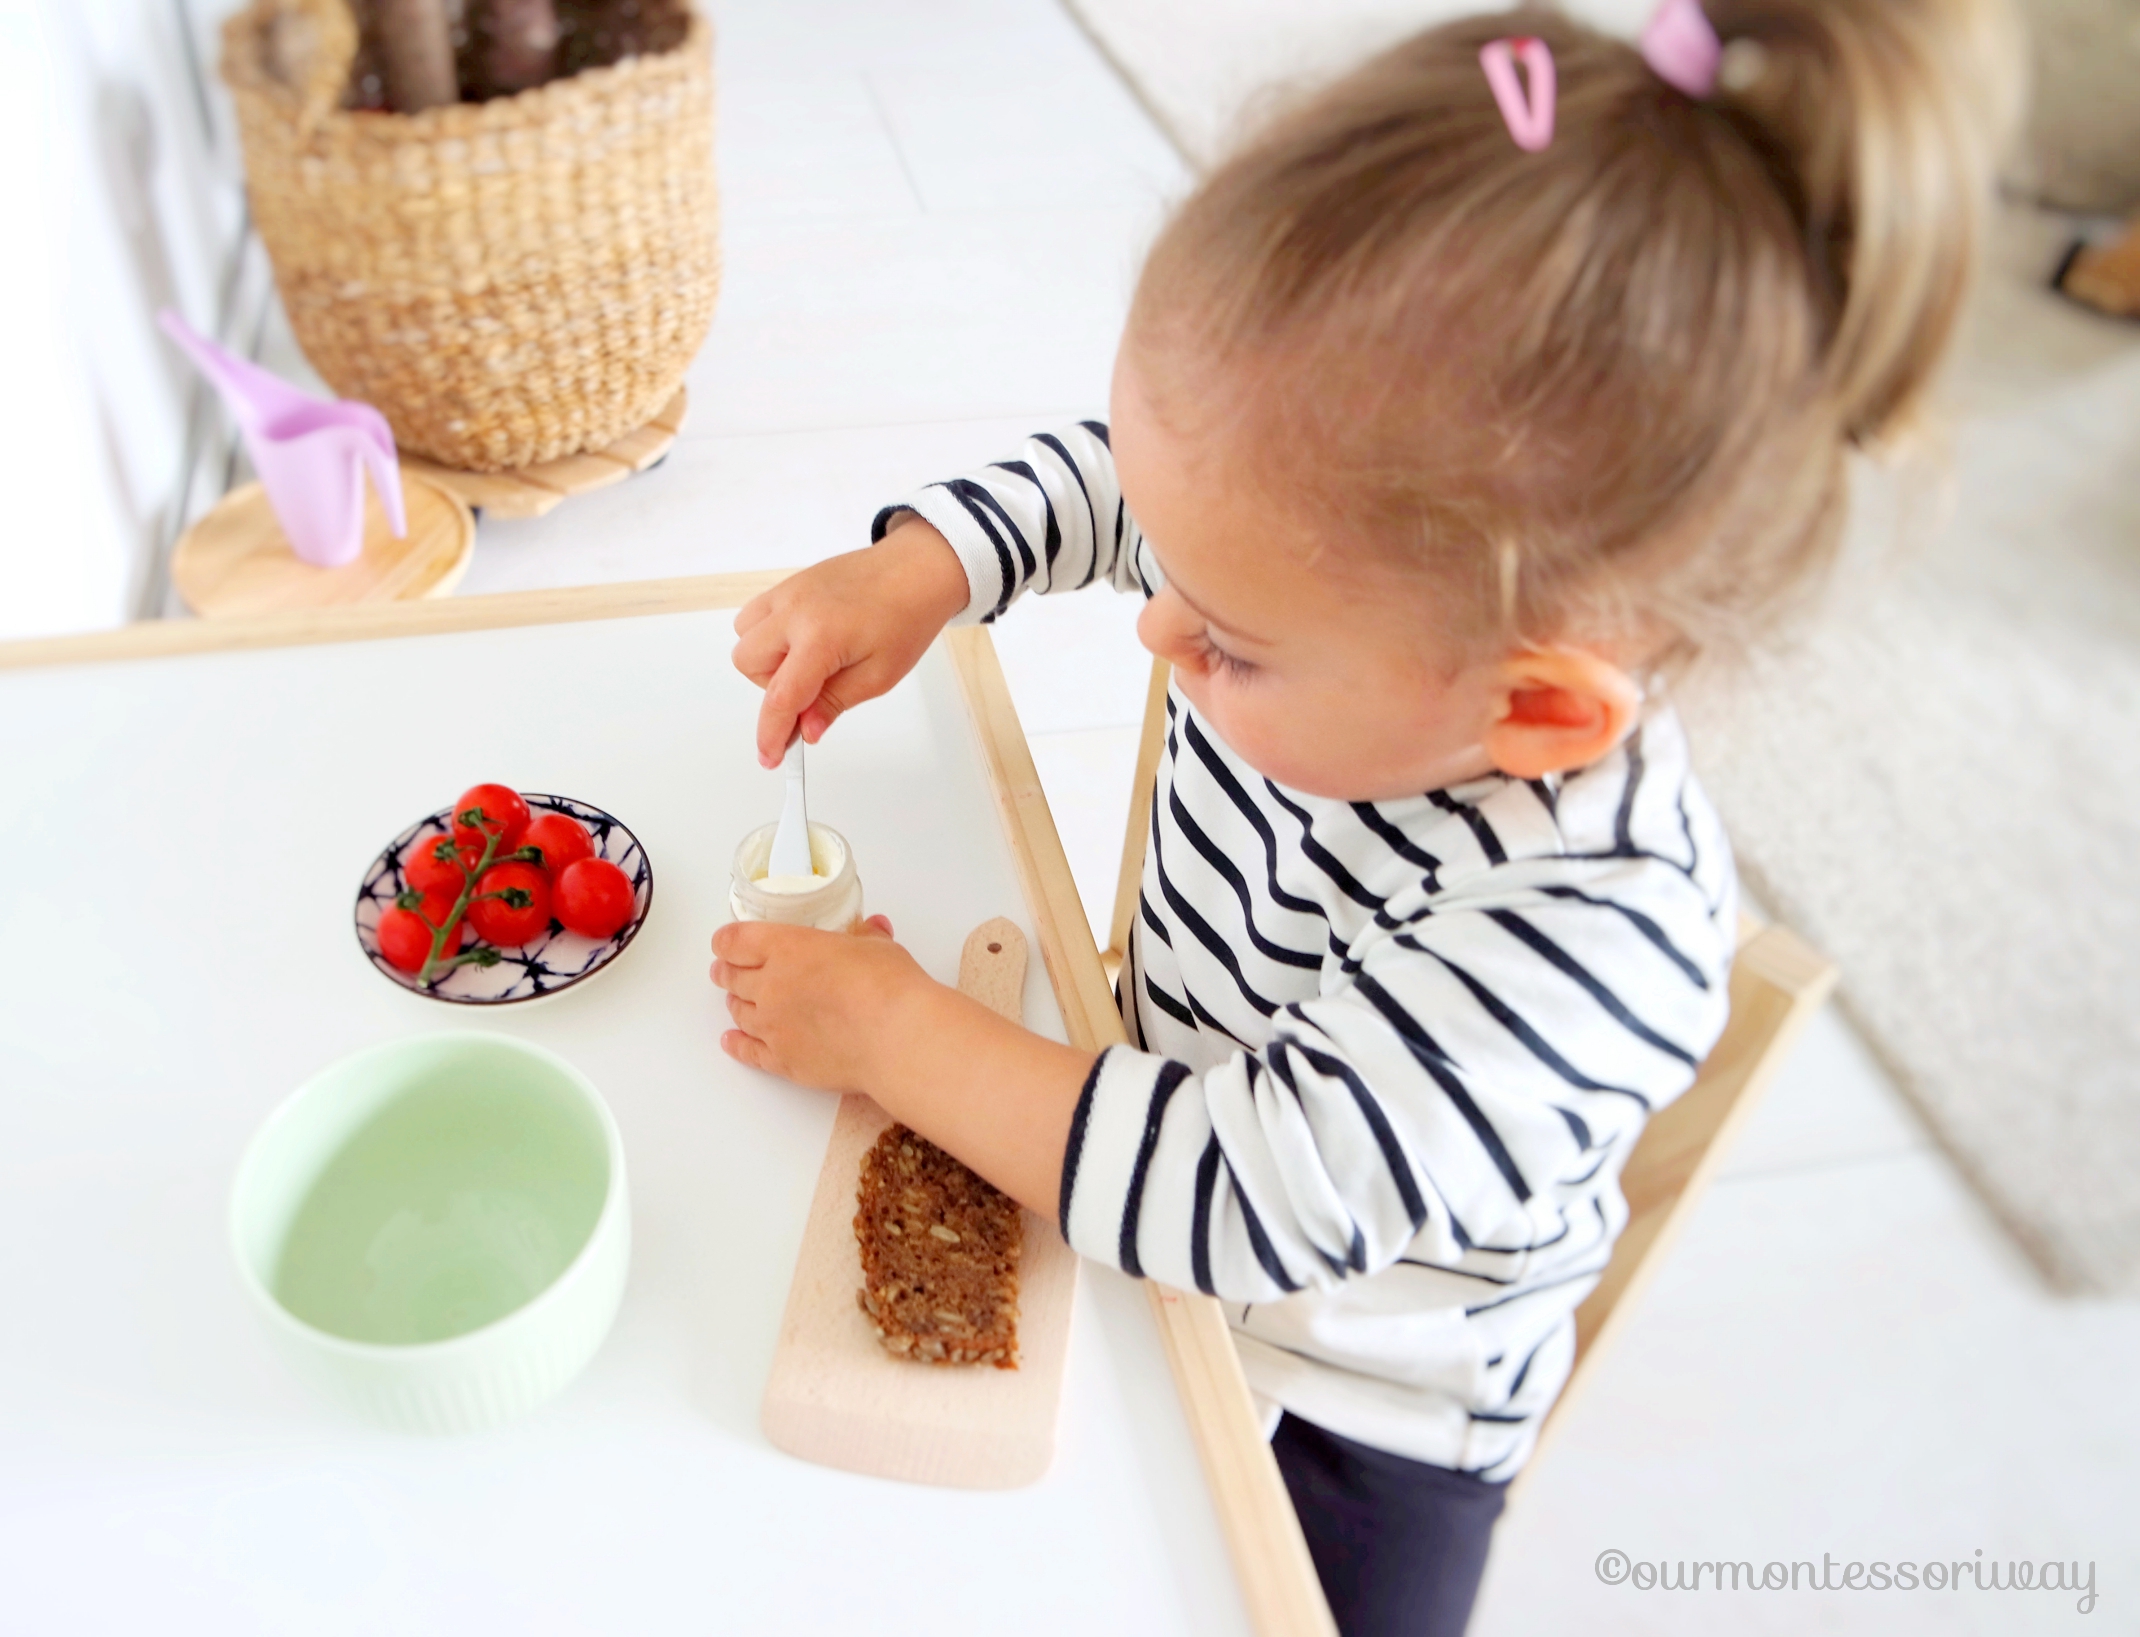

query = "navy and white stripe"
880;427;1737;1480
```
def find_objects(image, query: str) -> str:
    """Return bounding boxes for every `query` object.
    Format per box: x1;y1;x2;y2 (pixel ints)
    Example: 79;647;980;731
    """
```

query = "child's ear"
1481;647;1644;780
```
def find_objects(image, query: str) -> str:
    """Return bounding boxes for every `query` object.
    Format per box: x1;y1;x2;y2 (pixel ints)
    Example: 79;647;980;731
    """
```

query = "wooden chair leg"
1102;657;1171;987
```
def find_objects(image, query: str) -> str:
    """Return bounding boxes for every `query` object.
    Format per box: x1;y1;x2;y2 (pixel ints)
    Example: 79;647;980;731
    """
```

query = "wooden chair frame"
1100;658;1837;1500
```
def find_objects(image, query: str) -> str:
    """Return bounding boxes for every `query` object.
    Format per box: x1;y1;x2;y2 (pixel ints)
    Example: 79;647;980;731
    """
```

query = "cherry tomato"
468;861;552;946
555;858;634;940
404;832;469;898
378;898;465;974
378;907;432;973
451;784;531;855
522;812;595;875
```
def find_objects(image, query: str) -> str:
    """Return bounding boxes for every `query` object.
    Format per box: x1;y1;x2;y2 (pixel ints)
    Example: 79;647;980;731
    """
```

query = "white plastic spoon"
768;736;815;881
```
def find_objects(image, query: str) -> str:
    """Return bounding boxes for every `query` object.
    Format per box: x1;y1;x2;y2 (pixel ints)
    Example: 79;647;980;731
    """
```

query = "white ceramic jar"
728;820;865;932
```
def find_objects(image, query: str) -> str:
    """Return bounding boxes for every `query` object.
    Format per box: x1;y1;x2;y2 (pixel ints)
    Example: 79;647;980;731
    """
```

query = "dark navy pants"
1272;1415;1509;1637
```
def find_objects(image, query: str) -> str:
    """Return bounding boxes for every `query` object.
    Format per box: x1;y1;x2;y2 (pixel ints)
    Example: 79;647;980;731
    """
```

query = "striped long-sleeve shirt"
876;423;1738;1479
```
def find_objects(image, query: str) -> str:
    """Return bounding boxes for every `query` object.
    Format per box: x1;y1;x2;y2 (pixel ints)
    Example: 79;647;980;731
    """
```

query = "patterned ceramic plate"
354;793;653;1005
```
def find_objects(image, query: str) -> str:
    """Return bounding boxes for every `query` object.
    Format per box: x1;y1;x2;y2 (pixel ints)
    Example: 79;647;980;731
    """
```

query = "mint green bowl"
231;1032;629;1434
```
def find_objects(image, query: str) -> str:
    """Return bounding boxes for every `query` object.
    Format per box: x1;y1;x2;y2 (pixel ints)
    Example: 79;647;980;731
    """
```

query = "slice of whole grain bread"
855;1124;1022;1368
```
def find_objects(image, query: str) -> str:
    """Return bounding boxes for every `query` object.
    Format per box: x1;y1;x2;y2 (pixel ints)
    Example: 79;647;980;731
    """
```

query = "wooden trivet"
170;467;474;619
759;919;1079;1489
400;387;689;520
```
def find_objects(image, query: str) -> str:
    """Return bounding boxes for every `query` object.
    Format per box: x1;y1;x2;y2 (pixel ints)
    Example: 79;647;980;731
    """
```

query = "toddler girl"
712;1;2010;1631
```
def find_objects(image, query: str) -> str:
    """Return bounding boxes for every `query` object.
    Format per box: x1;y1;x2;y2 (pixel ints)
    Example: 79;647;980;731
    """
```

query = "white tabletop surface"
0;611;1250;1634
0;2;1264;1628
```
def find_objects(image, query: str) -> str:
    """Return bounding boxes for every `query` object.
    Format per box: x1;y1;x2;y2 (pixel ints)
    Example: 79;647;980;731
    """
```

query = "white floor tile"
1473;1145;2140;1635
710;0;1122;77
681;0;1182;444
685;207;1153;437
866;43;1188;215
1713;1002;1933;1183
455;413;1099;595
716;67;924;223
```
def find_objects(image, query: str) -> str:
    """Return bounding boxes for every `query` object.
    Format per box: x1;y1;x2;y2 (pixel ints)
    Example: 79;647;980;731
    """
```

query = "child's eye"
1198;634;1259;681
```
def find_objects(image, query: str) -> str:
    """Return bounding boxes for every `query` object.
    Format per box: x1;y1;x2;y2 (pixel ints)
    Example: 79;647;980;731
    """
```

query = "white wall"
0;0;246;641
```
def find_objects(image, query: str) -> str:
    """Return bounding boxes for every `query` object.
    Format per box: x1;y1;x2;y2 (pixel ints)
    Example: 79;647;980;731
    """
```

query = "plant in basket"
347;2;693;109
221;0;717;474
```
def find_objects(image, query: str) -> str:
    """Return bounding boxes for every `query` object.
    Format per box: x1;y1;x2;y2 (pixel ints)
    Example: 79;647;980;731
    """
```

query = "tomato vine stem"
408;806;519;986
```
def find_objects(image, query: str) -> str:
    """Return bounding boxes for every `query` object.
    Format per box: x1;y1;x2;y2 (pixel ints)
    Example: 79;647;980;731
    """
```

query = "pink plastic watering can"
159;310;406;569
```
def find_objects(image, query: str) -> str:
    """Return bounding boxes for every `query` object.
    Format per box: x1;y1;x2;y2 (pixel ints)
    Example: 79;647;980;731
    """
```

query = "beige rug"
1065;0;2140;1293
1680;209;2140;1296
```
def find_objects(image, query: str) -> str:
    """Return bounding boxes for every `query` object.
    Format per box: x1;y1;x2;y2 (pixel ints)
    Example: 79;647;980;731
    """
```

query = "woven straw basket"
222;0;717;473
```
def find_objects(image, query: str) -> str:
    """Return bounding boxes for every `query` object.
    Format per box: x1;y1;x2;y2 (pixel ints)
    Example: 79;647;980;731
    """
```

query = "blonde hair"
1126;0;2022;666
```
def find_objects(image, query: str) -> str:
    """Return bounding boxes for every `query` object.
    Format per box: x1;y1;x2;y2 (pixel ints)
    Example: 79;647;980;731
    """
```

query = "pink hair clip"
1479;37;1556;152
1640;0;1721;97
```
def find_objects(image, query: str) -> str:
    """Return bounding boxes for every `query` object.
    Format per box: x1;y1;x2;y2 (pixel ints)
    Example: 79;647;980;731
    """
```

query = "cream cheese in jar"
728;821;864;931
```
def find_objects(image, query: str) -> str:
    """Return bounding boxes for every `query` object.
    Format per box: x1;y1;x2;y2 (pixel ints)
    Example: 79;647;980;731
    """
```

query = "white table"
0;591;1271;1635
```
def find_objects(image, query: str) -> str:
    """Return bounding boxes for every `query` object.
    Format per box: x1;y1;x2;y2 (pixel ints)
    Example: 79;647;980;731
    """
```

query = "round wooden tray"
398;387;689;520
171;468;474;618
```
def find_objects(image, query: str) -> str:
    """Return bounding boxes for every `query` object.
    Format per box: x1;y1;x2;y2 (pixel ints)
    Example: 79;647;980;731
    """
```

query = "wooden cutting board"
759;919;1078;1489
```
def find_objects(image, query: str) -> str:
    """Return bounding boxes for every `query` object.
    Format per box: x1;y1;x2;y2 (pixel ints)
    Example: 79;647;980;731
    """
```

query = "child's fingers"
732;592;776;637
711;958;759;997
796;686;851;742
755;703;801;767
710;921;776;964
720;1029;774;1072
724;992;756;1025
762;640;836;713
757;646;842;765
856;914;895;940
730;618;789;689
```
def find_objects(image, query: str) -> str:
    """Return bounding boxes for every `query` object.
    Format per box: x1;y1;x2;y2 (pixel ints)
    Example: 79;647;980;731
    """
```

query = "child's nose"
1135;591;1184;658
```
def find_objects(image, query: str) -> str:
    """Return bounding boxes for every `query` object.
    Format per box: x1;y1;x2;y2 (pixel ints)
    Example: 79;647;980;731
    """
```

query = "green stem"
429;947;503;975
416;817;514;984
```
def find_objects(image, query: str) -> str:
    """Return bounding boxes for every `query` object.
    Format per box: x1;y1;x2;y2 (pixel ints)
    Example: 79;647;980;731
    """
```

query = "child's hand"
712;913;1099;1219
711;914;926;1090
732;518;970;767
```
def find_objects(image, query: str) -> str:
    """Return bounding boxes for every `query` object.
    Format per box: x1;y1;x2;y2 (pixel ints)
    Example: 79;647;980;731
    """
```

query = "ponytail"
1707;0;2023;445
